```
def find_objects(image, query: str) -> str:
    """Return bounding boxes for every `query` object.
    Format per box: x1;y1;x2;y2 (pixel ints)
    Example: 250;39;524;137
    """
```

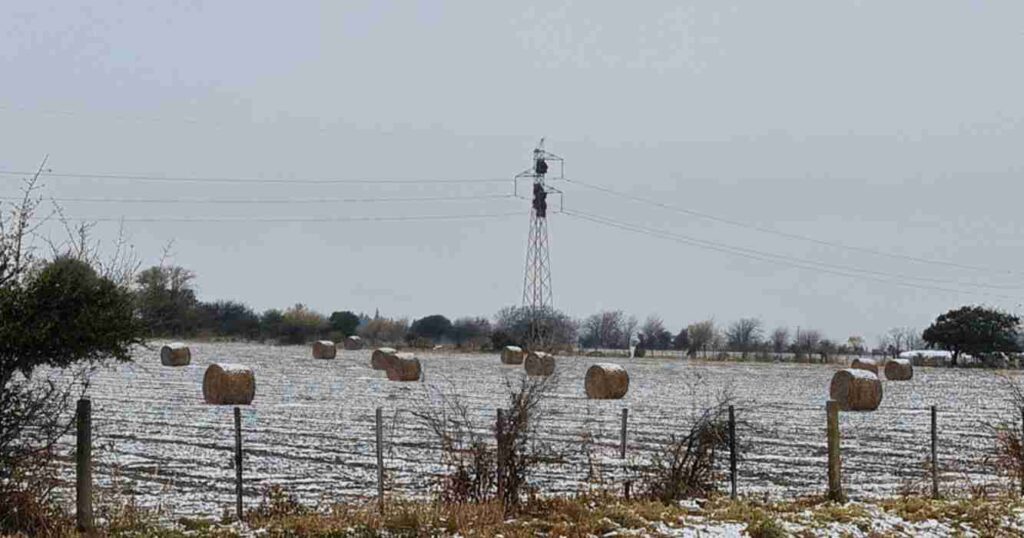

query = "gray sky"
2;1;1023;343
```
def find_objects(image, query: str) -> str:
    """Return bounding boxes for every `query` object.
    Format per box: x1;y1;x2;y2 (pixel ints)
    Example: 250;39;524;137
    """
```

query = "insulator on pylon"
532;183;548;218
534;157;548;175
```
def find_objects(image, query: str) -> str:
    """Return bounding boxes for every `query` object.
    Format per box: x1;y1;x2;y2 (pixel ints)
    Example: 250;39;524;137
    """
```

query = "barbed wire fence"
62;395;1024;527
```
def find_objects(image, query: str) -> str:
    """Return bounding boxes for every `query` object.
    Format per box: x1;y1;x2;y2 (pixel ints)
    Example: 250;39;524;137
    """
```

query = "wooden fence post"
496;408;506;504
620;408;630;499
376;407;385;512
76;398;93;533
826;400;843;502
729;405;737;500
931;405;939;499
619;408;628;459
234;407;243;522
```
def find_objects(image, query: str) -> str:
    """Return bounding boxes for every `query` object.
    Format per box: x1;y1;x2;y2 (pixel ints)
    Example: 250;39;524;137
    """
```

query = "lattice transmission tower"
514;139;563;348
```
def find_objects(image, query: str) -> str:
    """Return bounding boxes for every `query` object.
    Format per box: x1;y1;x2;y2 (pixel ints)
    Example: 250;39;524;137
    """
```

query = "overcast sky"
2;1;1022;343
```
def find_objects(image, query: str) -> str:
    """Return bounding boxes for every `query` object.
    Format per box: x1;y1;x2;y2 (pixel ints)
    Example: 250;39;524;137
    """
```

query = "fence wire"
50;343;1024;518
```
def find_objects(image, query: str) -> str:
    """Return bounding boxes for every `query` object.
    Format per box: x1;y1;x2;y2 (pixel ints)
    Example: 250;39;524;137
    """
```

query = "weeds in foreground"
0;449;74;536
411;372;560;509
988;375;1024;495
7;485;1024;537
879;496;1024;537
639;374;740;503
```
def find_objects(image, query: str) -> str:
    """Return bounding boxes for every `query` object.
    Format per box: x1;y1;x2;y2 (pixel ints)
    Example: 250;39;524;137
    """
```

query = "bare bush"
989;376;1024;493
639;376;736;502
413;373;559;509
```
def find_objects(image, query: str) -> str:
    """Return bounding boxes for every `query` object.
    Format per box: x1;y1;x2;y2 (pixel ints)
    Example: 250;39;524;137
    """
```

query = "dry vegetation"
411;373;558;508
639;384;735;503
989;376;1024;495
12;488;1024;537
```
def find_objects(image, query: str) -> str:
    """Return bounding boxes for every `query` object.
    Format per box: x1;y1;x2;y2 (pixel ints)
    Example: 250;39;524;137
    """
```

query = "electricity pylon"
514;139;563;349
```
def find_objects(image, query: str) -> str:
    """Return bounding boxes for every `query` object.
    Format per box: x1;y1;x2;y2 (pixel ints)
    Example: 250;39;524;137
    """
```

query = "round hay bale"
501;346;525;365
884;358;913;381
202;363;255;405
850;357;878;375
385;353;422;382
829;368;882;411
371;347;398;370
312;340;337;360
160;342;191;366
343;335;363;350
585;363;629;399
524;351;555;376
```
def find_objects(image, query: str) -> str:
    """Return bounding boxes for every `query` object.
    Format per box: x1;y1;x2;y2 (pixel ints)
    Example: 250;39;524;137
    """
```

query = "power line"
561;208;1018;292
70;211;523;223
565;177;1022;278
560;208;1022;301
1;193;516;204
0;170;510;185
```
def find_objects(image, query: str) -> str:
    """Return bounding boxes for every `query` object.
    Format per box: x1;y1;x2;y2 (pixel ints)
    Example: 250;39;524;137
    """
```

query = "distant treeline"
135;265;1022;362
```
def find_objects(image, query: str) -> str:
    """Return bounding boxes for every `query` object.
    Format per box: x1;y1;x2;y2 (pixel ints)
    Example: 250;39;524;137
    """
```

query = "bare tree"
640;316;673;350
622;314;639;350
902;327;925;351
770;327;790;356
725;318;763;358
877;327;922;358
493;306;577;351
687;319;717;358
0;161;47;286
580;310;630;350
794;328;822;360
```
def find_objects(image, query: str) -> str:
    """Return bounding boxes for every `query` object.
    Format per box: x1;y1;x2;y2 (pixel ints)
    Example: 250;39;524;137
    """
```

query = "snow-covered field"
66;342;1021;518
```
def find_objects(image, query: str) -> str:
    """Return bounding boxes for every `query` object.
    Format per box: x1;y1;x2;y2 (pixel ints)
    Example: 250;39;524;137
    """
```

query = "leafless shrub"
413;373;559;509
0;448;70;534
638;376;737;502
0;366;93;533
986;375;1024;494
496;374;558;506
578;415;600;485
414;377;494;504
247;484;310;521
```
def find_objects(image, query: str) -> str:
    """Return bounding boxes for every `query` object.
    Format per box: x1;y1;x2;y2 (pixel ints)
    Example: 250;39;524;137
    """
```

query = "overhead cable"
560;208;1021;301
0;169;510;185
0;193;516;204
565;177;1021;278
71;211;524;223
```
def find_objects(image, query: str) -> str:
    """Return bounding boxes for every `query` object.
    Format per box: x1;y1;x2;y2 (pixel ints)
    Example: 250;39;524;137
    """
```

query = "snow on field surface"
900;350;956;359
59;342;1022;518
